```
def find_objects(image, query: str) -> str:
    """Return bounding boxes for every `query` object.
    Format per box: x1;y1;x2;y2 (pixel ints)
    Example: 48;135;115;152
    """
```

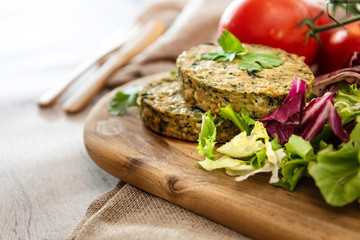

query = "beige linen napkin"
106;0;232;86
67;0;251;239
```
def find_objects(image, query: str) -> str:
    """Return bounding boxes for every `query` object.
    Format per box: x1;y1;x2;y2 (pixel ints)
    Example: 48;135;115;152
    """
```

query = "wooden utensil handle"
62;19;165;113
37;22;141;107
37;59;97;107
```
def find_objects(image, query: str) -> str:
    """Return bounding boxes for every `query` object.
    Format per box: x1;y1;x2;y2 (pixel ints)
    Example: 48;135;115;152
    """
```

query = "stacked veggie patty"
138;75;239;142
138;43;314;141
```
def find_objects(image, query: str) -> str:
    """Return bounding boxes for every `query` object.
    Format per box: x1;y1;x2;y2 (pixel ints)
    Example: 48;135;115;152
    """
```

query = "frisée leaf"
196;112;218;160
334;83;360;125
217;121;268;158
195;155;251;171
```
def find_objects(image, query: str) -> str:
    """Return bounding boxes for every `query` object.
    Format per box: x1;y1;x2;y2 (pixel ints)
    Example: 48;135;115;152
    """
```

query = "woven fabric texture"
66;182;250;240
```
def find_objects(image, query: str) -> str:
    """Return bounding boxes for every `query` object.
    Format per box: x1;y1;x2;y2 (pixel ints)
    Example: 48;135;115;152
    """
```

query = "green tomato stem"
313;15;360;33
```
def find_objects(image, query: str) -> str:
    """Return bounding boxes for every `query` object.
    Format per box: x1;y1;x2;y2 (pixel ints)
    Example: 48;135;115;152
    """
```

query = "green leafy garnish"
201;30;283;72
196;112;218;160
308;116;360;207
108;86;141;115
218;30;247;53
201;51;237;62
201;30;247;62
237;50;283;73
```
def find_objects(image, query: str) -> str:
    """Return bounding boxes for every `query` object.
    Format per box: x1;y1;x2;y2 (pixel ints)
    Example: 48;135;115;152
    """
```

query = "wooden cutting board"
84;73;360;240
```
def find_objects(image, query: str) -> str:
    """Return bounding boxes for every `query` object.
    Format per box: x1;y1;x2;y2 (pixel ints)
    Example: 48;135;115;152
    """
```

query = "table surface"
0;0;149;239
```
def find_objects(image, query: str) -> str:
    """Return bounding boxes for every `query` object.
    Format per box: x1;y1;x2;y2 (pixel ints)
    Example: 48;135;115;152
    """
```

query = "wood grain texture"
84;75;360;240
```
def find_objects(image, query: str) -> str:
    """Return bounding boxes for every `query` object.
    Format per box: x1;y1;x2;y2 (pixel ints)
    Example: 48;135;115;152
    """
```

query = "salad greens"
335;83;360;125
261;76;349;144
196;112;219;160
196;79;360;207
108;85;141;116
217;121;268;158
196;107;286;184
201;30;283;73
308;117;360;207
261;77;307;144
219;104;254;135
298;92;349;142
274;135;315;191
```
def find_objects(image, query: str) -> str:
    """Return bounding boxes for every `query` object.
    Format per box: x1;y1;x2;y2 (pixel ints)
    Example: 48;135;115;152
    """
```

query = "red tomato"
218;0;329;65
317;21;360;75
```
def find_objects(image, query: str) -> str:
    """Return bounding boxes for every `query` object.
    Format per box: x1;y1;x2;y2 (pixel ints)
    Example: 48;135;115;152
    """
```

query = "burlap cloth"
66;182;249;240
67;0;252;239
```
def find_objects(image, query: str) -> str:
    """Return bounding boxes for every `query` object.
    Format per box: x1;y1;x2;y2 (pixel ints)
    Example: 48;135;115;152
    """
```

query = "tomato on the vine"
317;21;360;75
218;0;330;65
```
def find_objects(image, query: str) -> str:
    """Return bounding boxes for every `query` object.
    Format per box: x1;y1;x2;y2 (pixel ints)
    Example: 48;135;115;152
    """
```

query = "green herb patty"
177;43;315;118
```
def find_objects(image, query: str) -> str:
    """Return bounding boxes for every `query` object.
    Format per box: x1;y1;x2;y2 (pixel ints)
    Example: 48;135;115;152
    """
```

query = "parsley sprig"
201;30;283;72
108;85;141;115
238;50;284;73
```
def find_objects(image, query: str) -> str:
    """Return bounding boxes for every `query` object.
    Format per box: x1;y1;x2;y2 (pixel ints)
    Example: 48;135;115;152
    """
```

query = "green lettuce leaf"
285;135;316;161
249;148;267;169
219;104;254;135
274;160;308;191
308;116;360;206
195;155;250;171
217;121;268;158
274;135;315;191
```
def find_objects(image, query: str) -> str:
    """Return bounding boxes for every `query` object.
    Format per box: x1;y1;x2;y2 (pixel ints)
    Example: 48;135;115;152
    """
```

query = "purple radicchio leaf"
296;92;349;142
313;51;360;95
260;77;307;144
343;51;360;68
